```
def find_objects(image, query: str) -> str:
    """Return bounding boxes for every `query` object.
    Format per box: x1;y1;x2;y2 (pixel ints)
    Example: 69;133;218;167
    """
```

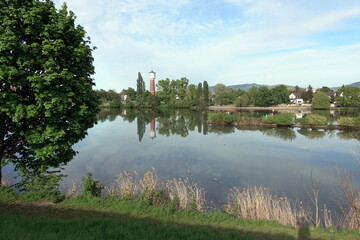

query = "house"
119;91;128;101
289;93;304;104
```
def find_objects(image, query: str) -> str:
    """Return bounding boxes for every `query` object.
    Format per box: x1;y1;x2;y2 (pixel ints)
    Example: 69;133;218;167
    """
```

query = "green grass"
1;189;360;240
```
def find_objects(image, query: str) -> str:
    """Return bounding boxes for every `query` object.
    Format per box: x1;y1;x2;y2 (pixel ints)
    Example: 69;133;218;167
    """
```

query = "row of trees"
119;73;210;109
213;84;291;106
99;80;360;109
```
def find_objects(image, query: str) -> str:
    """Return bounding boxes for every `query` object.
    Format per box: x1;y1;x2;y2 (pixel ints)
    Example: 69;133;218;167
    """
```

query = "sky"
53;0;360;91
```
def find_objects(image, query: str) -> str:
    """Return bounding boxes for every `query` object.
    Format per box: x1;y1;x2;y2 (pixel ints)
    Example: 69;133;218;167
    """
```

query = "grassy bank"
207;111;360;130
2;174;360;240
1;193;359;240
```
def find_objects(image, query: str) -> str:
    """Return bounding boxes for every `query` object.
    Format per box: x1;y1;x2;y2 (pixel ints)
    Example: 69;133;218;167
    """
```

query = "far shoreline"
208;104;341;111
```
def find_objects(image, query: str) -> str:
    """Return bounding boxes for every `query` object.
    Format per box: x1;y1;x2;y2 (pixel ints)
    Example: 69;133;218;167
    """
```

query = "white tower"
149;71;156;95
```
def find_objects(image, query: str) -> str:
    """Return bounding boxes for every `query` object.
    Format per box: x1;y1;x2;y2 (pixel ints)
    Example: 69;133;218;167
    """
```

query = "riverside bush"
337;117;358;128
301;114;328;126
263;113;294;126
80;172;104;198
208;112;235;124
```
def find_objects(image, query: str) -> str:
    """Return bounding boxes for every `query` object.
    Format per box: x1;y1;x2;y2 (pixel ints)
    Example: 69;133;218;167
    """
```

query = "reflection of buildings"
149;119;156;139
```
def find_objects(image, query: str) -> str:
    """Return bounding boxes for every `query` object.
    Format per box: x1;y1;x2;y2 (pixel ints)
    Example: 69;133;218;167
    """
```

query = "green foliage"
301;114;328;126
337;117;359;128
203;81;209;104
109;98;121;108
253;87;273;106
336;86;360;107
136;72;146;104
208;112;235;124
80;172;104;198
214;84;234;105
0;0;99;187
124;87;137;101
0;186;18;202
2;196;360;240
215;92;234;105
140;188;169;207
234;94;250;107
312;92;330;109
18;170;65;202
271;85;290;104
263;113;294;126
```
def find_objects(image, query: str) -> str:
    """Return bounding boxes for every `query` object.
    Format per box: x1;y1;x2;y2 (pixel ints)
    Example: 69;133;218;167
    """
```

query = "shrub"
337;117;357;128
302;114;328;126
263;113;294;126
17;171;65;202
312;92;330;109
80;172;104;198
208;112;234;124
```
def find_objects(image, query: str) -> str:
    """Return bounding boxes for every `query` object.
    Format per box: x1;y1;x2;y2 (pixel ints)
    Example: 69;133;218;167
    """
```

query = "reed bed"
115;170;141;199
225;186;308;228
62;168;360;230
107;169;206;212
165;177;205;212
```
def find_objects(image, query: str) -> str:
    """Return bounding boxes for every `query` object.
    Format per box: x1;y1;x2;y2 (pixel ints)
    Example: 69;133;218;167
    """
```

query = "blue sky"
54;0;360;91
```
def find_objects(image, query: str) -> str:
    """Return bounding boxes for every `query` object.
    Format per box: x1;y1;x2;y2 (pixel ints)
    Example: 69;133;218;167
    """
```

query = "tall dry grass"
116;170;141;199
112;169;206;212
65;180;80;198
225;186;308;228
1;174;10;188
336;167;360;230
165;177;205;212
323;204;333;229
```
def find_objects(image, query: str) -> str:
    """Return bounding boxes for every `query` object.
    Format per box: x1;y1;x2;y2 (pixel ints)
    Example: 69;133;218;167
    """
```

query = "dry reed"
140;168;158;193
65;180;80;198
1;174;10;187
116;170;141;199
336;167;360;230
165;177;205;212
323;204;333;229
226;186;308;228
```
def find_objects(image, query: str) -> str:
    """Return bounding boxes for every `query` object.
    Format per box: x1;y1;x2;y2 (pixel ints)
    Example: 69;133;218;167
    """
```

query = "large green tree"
336;86;360;107
136;72;145;105
203;81;209;105
271;85;289;104
312;92;330;109
0;0;99;185
253;87;272;106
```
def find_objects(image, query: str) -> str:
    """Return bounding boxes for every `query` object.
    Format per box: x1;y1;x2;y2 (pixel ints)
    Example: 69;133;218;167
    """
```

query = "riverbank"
209;104;313;111
1;190;359;240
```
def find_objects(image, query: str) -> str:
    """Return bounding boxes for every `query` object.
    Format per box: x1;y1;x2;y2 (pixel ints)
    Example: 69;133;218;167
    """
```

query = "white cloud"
53;0;360;90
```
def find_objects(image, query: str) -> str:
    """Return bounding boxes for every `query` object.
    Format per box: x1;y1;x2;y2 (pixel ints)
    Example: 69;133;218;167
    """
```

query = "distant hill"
209;83;295;92
227;83;296;91
331;81;360;90
348;81;360;88
210;82;360;92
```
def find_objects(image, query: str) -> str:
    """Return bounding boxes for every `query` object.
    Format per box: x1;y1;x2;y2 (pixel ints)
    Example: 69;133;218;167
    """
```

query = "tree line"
97;81;360;109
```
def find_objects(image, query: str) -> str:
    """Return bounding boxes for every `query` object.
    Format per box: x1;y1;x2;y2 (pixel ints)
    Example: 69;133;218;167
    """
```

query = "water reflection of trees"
297;129;326;139
98;109;360;142
97;108;122;122
337;131;360;141
260;128;296;141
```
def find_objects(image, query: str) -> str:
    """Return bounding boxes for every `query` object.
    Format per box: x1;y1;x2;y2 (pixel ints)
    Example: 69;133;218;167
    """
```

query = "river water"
4;108;360;211
59;109;360;210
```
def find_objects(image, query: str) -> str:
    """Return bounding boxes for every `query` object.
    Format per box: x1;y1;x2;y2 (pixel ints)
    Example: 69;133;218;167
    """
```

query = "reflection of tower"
149;70;156;95
149;119;156;139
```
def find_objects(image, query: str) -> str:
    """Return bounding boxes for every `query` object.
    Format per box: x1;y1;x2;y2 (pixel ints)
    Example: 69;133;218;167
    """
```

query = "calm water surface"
54;108;360;210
